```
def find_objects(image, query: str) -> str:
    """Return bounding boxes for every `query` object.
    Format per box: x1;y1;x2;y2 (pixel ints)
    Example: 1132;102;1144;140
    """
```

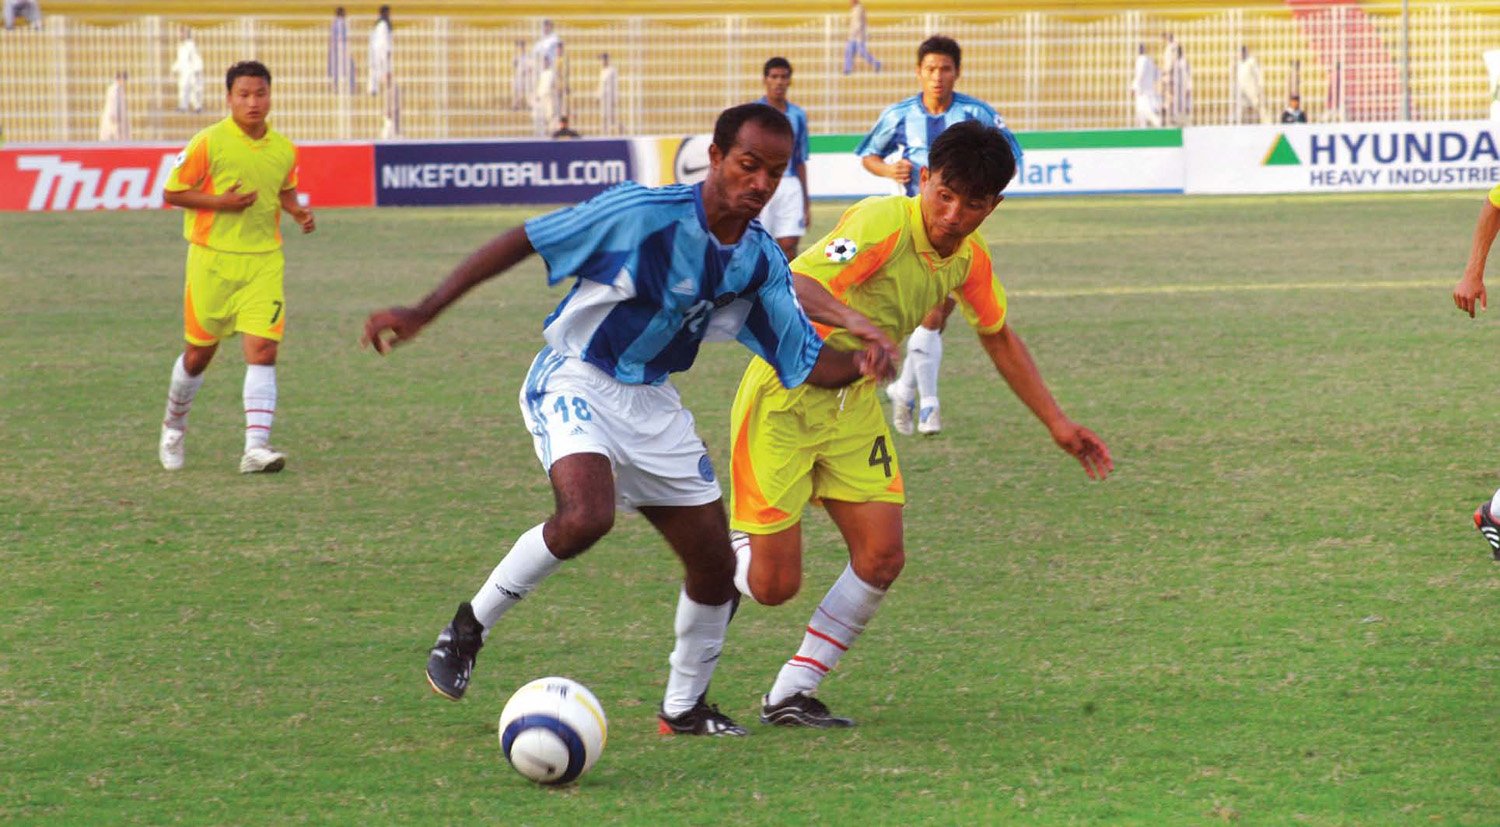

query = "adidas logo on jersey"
670;277;698;296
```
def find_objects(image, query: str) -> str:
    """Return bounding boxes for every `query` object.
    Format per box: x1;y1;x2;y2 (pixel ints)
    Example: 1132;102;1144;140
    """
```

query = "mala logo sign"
0;144;377;211
5;152;177;210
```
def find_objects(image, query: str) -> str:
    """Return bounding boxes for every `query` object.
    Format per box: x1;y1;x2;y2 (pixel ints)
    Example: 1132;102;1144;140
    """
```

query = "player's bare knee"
856;545;904;590
752;568;801;606
245;339;278;366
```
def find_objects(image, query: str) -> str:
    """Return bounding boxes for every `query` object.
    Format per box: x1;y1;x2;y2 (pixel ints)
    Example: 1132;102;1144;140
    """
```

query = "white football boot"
917;402;942;436
159;426;186;470
239;445;287;474
886;386;915;436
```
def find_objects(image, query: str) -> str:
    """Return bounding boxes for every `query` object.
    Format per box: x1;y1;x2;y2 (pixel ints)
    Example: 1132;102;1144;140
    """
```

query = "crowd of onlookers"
1132;33;1313;127
11;2;1354;144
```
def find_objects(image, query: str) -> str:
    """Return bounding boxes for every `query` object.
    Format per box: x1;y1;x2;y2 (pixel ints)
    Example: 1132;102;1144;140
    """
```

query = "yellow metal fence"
1;5;1497;145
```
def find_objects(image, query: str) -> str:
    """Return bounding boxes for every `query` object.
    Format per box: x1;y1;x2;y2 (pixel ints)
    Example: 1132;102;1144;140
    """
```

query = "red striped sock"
163;354;204;431
767;564;885;705
243;364;277;449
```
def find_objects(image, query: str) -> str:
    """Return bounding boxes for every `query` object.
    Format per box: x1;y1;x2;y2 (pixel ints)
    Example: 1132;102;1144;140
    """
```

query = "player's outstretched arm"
1454;197;1500;318
278;188;315;234
978;325;1113;480
792;273;897;381
363;225;535;354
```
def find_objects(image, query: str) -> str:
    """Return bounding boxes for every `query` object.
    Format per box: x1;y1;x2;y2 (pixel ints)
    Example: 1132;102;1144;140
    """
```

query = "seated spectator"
552;115;581;140
1280;92;1308;123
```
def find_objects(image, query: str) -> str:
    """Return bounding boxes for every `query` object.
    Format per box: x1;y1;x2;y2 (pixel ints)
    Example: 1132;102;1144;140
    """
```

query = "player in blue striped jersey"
755;57;811;260
364;103;896;737
856;35;1024;437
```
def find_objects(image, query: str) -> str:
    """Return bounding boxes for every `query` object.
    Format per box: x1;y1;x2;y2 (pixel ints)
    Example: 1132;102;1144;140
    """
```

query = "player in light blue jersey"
856;35;1024;438
755;57;811;259
364;103;896;737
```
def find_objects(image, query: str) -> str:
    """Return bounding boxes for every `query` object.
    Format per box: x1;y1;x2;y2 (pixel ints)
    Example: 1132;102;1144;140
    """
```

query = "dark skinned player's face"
707;121;792;220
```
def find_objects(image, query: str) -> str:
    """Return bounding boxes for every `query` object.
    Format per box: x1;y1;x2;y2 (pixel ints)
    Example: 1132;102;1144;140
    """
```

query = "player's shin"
469;523;564;636
766;564;885;705
243;364;276;450
662;589;733;716
907;325;943;409
164;354;204;431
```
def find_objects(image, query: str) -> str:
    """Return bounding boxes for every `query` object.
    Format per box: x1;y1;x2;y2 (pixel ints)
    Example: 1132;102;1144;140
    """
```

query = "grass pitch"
2;192;1497;824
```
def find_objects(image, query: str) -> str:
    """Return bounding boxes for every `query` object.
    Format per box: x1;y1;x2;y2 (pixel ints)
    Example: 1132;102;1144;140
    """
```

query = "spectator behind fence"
534;53;556;136
99;71;129;141
1235;45;1266;124
172;27;205;113
598;53;618;135
843;0;881;75
368;4;392;97
554;42;571;124
1164;42;1192;125
329;7;355;94
532;18;560;68
1131;43;1161;127
512;39;531;111
4;0;41;30
1280;92;1308;123
551;115;580;139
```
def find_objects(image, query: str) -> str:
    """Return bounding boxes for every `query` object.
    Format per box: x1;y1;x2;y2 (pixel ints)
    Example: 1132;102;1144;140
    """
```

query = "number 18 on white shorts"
519;348;722;512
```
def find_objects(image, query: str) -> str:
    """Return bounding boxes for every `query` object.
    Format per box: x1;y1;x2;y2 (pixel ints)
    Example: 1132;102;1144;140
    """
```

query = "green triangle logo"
1262;134;1301;166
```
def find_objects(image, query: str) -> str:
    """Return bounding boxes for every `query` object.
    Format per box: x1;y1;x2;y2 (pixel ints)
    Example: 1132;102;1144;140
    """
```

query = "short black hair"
712;102;793;155
927;121;1017;200
918;35;961;71
225;60;271;92
763;56;792;77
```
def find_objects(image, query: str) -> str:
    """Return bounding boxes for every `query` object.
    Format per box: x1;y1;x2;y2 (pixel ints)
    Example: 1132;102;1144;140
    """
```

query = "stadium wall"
4;120;1497;211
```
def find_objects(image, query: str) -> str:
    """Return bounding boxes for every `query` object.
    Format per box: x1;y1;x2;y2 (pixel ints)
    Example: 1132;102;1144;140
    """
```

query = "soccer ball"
497;677;608;785
825;237;858;263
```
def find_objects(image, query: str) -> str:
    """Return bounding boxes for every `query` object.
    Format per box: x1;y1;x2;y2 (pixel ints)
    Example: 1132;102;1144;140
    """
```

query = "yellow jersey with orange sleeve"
163;117;299;253
791;193;1007;352
1489;183;1500;208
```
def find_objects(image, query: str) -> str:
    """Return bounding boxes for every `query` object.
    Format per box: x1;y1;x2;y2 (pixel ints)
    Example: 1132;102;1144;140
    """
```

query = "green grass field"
3;192;1497;824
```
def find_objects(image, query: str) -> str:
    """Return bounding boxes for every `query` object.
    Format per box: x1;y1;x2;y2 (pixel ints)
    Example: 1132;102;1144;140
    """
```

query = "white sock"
766;564;885;705
1489;487;1500;519
662;590;733;716
731;531;757;602
163;355;204;431
243;364;277;450
891;339;918;402
469;523;564;634
908;325;943;408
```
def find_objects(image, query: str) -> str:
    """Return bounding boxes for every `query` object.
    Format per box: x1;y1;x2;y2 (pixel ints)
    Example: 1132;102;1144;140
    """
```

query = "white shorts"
518;349;722;512
758;174;806;240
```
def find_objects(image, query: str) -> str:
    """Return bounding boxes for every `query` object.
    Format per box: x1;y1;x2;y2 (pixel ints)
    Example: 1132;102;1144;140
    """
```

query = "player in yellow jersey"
156;60;315;474
1453;183;1500;559
730;122;1114;727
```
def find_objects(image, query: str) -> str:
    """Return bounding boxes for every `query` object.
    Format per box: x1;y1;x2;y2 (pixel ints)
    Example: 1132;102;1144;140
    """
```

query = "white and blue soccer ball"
824;237;858;263
498;677;608;785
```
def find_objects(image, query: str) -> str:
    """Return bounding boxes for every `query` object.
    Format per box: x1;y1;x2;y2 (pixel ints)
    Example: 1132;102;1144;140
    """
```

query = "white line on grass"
1013;279;1452;298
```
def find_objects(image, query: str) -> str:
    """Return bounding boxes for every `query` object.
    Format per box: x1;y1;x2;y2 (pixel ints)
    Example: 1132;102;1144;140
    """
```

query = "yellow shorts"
182;244;286;346
729;356;905;535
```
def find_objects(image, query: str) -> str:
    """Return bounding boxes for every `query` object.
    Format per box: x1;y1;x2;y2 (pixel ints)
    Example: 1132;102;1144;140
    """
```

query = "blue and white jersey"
756;97;810;177
522;181;824;388
854;91;1024;196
